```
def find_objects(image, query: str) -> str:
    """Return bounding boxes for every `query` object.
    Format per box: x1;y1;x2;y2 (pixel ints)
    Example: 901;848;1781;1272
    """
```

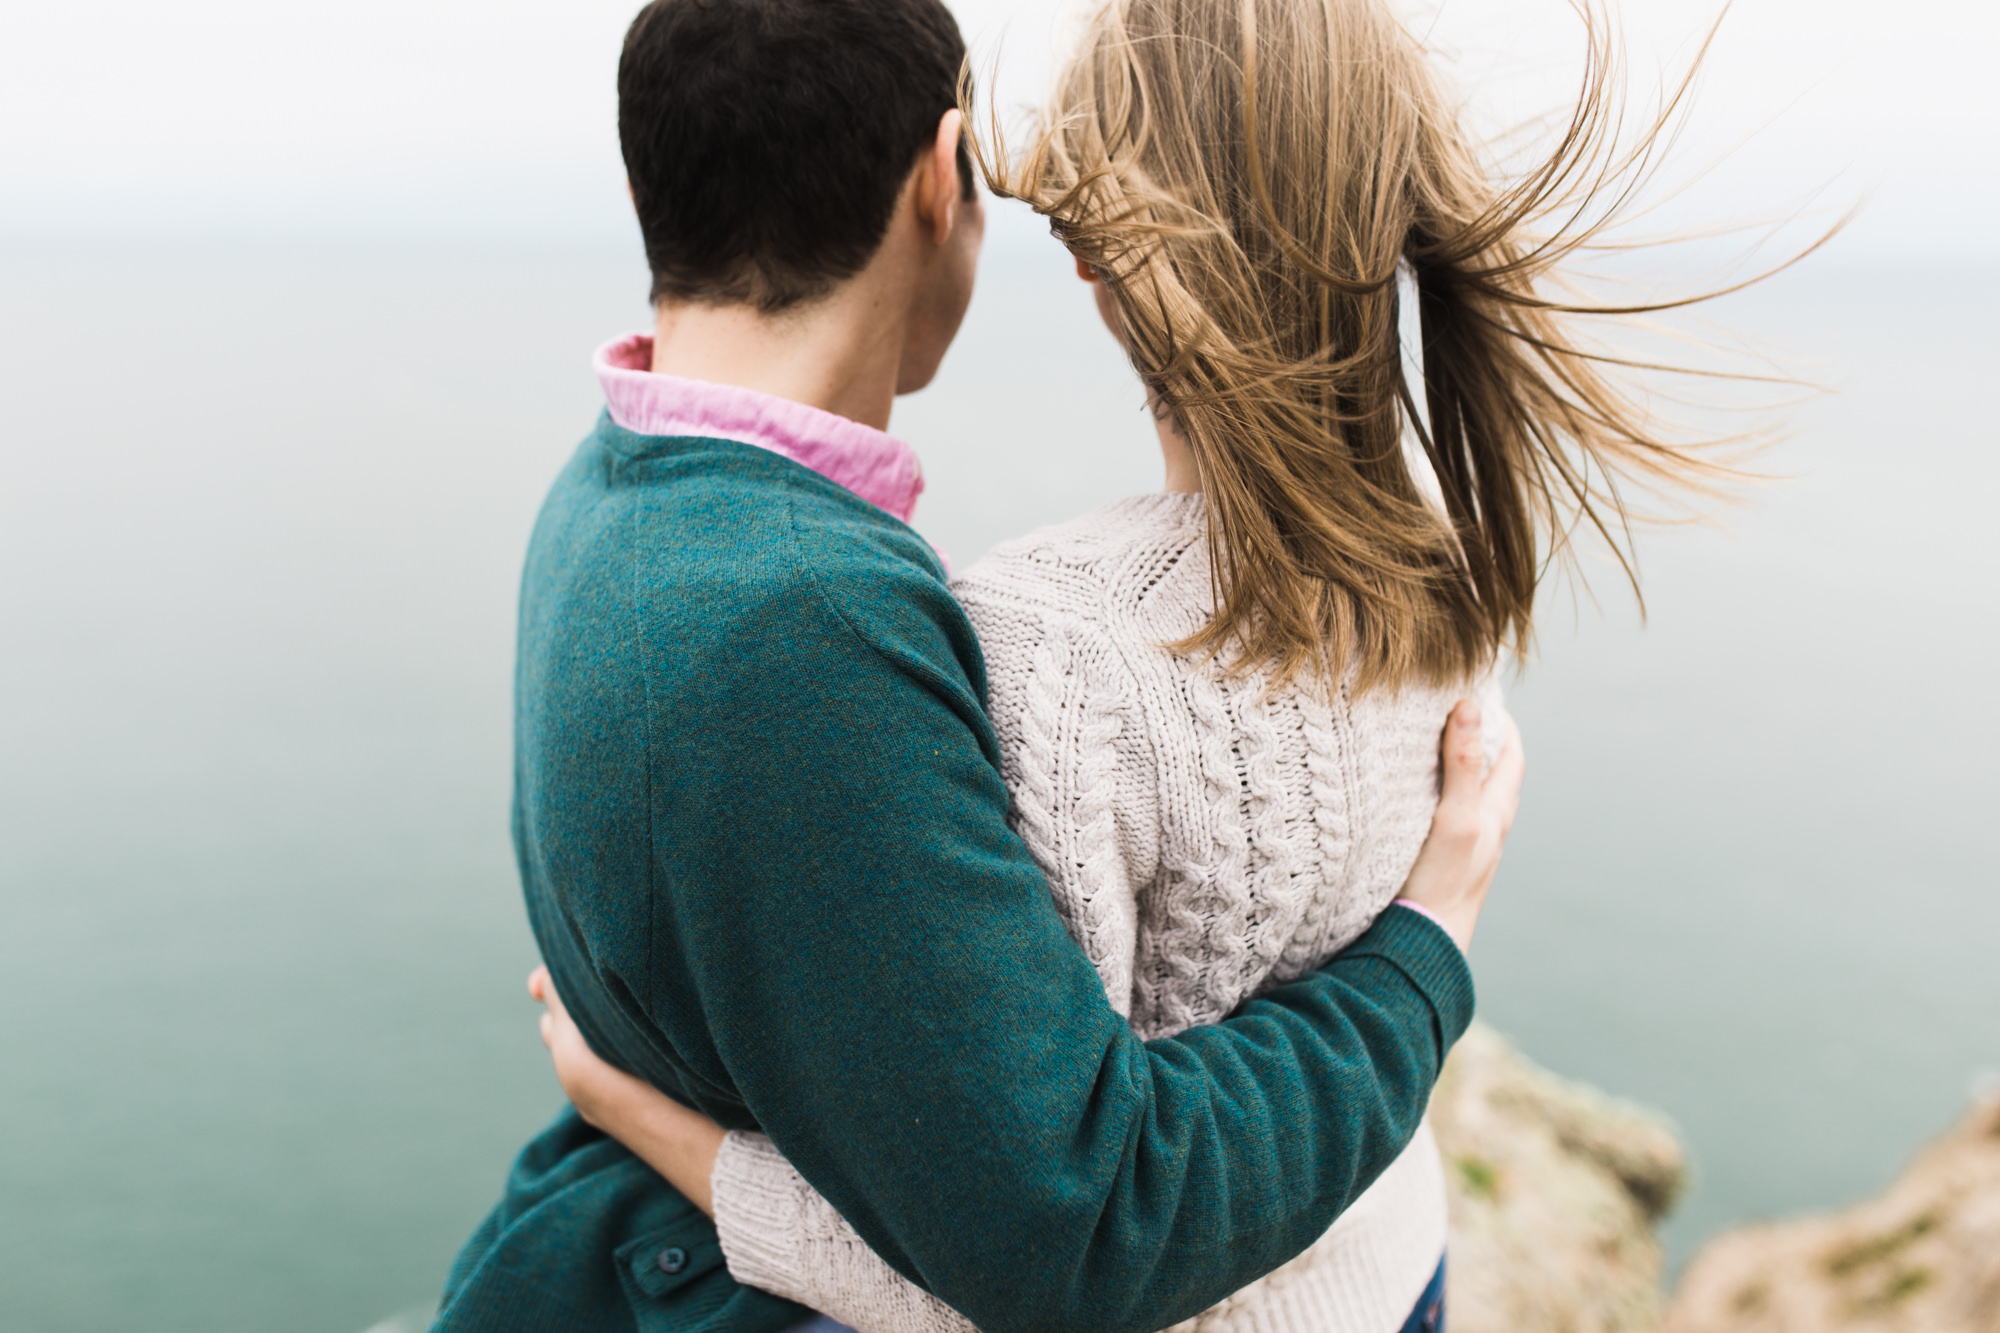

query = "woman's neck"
1152;396;1201;493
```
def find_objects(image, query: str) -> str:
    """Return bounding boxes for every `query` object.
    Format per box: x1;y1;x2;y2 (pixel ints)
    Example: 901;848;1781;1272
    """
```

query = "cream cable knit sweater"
711;492;1506;1333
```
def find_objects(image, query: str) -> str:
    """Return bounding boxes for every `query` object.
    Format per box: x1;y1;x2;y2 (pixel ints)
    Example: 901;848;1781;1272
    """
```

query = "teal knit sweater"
434;417;1475;1333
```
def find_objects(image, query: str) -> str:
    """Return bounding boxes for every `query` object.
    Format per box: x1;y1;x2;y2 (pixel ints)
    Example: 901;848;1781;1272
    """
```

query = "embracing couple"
420;0;1709;1329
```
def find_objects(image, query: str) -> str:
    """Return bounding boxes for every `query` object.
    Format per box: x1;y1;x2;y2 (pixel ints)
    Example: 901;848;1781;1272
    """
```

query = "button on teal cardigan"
434;418;1475;1333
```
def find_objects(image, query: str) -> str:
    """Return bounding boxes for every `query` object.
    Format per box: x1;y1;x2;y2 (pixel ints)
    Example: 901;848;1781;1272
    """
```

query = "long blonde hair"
970;0;1812;690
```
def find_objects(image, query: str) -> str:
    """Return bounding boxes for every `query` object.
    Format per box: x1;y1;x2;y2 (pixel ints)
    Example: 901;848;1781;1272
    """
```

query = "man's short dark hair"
620;0;974;313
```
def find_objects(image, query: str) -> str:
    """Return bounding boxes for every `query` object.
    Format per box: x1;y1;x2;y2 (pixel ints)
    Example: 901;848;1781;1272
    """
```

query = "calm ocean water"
2;230;1995;1332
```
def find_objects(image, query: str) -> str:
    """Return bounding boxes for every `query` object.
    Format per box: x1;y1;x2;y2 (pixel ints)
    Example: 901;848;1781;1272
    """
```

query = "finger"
528;965;550;1002
540;977;571;1024
1436;699;1484;813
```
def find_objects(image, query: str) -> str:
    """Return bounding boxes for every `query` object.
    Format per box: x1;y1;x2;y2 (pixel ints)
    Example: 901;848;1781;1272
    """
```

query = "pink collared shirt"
595;333;926;525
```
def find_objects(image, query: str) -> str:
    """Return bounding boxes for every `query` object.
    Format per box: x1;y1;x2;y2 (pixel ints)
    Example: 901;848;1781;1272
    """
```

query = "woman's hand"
528;965;623;1128
529;966;728;1216
1397;699;1524;953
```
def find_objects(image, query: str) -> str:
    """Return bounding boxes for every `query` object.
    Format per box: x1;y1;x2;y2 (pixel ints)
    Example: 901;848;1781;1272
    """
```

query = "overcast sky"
1;0;1990;260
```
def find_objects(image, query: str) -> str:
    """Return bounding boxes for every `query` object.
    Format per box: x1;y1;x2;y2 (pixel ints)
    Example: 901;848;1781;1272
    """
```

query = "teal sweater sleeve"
501;427;1474;1333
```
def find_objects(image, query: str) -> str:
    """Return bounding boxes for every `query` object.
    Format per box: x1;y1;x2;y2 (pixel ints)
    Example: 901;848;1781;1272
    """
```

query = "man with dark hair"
432;3;1494;1331
618;0;977;312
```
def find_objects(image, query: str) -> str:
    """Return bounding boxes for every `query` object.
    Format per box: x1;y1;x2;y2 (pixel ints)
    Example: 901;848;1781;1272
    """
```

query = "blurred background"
2;1;1996;1330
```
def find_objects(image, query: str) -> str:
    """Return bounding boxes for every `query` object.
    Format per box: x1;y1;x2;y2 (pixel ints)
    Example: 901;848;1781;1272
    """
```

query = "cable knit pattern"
711;492;1508;1333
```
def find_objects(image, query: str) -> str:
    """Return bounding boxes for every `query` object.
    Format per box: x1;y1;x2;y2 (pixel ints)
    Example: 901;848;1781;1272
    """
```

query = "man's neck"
648;279;911;433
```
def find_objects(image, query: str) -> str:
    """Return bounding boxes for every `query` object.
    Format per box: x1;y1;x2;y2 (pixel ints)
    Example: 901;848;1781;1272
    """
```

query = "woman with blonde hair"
533;0;1740;1326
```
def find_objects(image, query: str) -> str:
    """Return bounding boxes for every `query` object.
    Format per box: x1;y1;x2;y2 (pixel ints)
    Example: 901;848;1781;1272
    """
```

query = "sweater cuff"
1390;898;1453;939
1344;905;1476;1055
711;1130;808;1298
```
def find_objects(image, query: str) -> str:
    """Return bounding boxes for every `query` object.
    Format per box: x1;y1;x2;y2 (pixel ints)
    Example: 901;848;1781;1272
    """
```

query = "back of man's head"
620;0;971;315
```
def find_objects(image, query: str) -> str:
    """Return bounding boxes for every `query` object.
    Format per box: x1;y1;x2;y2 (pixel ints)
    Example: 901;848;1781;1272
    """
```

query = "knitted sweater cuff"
1345;906;1476;1056
711;1130;808;1299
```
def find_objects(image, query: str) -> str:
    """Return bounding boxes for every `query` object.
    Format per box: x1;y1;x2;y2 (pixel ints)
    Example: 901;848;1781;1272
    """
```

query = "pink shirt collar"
594;332;924;525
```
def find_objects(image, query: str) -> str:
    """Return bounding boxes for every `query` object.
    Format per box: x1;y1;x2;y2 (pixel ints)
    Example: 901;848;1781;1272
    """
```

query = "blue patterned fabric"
1400;1256;1448;1333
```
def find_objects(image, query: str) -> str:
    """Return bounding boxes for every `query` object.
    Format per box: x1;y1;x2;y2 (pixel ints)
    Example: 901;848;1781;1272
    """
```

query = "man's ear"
917;108;966;246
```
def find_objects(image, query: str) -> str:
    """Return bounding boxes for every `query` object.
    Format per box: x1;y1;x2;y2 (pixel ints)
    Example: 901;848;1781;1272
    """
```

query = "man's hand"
1397;699;1524;953
529;966;728;1216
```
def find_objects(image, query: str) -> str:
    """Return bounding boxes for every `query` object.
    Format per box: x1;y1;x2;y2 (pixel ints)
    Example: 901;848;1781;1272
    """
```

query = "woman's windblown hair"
971;0;1812;690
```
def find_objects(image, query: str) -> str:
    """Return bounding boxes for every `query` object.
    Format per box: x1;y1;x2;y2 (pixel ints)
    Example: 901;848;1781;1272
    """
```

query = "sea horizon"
2;228;1995;1332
